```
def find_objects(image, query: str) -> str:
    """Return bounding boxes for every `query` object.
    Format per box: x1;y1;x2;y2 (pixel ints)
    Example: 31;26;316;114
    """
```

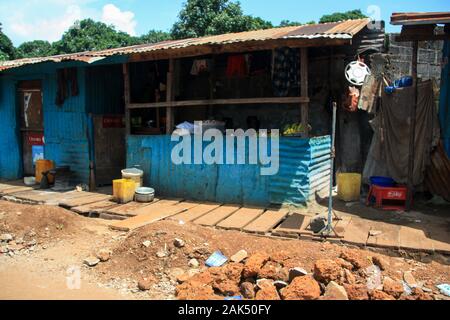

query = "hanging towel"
226;55;247;77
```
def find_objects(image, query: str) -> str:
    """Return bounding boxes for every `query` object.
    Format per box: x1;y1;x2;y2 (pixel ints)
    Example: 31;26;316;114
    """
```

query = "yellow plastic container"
337;173;362;202
113;179;136;204
35;159;55;184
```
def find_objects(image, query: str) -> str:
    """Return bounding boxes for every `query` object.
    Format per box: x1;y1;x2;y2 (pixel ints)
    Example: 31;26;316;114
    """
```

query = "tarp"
363;80;440;186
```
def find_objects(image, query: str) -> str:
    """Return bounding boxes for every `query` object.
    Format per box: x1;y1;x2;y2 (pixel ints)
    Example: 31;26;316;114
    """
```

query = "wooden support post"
166;59;175;134
406;41;419;211
123;63;131;136
300;48;309;138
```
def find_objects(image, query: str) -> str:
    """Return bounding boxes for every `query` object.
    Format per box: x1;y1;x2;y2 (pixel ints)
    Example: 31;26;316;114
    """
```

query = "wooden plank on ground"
398;226;435;252
216;207;265;231
273;213;309;237
194;205;241;227
0;181;26;192
1;186;35;196
109;201;199;232
59;194;113;209
342;217;371;246
171;203;221;223
72;200;120;215
130;199;182;216
243;209;289;234
366;224;401;250
105;200;160;217
44;191;99;205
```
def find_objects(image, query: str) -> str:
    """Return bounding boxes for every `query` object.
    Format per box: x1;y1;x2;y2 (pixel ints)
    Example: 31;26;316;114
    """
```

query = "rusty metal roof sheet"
0;19;370;72
391;12;450;25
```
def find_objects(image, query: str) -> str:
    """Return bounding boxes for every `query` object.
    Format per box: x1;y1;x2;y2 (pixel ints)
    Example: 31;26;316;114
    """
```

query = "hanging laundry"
226;55;248;77
191;59;211;75
342;86;360;112
272;48;300;97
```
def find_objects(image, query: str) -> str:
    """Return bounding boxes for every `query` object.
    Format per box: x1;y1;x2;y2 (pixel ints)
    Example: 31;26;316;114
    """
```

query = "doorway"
18;80;44;176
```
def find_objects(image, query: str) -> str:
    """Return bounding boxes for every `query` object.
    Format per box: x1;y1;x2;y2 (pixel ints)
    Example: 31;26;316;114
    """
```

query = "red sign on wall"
103;116;125;128
27;133;44;146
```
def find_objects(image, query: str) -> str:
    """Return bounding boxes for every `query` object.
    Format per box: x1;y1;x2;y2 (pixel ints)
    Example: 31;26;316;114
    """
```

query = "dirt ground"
0;200;449;300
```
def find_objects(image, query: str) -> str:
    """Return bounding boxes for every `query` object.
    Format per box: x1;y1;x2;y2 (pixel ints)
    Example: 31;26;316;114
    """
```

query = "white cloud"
9;5;82;43
101;4;137;36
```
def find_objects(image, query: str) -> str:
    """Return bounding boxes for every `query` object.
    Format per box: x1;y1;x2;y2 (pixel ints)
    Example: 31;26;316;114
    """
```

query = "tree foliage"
17;40;54;58
139;30;172;44
0;23;16;61
171;0;272;39
319;9;367;24
52;19;137;54
279;20;316;27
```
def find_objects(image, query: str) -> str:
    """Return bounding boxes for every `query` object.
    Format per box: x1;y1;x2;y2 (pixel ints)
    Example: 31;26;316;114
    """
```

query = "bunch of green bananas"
283;123;307;135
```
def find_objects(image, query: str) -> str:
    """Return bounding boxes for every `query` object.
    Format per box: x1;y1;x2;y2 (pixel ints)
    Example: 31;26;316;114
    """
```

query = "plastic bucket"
113;179;136;204
35;159;55;184
337;173;362;202
121;168;144;190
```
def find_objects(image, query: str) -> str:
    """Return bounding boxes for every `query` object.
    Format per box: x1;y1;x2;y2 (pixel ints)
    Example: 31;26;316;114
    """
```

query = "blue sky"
0;0;449;46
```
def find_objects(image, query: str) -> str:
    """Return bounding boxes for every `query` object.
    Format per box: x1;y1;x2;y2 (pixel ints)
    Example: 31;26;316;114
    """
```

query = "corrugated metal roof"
391;12;450;25
0;19;370;72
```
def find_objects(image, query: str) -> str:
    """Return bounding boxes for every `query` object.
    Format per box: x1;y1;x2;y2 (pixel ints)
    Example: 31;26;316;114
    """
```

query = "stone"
156;250;167;258
313;259;342;284
273;281;288;290
372;256;389;271
365;265;383;290
0;246;8;253
411;287;433;301
0;234;13;242
323;281;349;300
256;279;274;290
288;267;308;282
174;238;185;248
340;250;372;270
7;244;24;252
258;261;289;282
334;258;354;270
212;278;240;296
168;268;185;281
138;277;154;291
281;276;321;300
240;282;256;299
83;256;100;267
383;277;404;299
403;271;418;288
96;249;112;262
255;282;280;300
176;281;216;300
343;269;356;285
369;290;396;300
242;252;269;278
230;250;248;263
188;258;200;268
142;240;151;248
343;284;369;300
369;230;383;237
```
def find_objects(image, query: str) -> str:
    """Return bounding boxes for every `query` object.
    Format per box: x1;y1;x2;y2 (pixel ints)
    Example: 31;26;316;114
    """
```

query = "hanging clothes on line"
272;48;300;97
191;59;212;75
226;54;248;77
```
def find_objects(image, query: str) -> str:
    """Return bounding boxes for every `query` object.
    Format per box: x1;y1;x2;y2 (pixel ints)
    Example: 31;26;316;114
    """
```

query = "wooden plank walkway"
59;194;113;209
243;209;289;234
194;205;241;227
109;201;199;232
216;207;266;231
104;200;160;217
72;200;120;215
171;203;221;223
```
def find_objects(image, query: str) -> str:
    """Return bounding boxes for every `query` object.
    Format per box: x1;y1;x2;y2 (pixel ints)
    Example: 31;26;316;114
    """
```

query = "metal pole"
326;102;338;233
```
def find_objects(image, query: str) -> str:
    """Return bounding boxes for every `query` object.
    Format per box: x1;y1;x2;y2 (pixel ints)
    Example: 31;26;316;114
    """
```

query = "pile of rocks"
175;249;439;300
0;232;38;257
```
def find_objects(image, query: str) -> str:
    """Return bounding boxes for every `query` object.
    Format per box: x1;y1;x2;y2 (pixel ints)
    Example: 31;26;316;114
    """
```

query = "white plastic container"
121;168;144;190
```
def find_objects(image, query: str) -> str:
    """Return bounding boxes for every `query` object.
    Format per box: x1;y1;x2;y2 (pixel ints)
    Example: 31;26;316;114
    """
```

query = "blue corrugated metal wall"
0;76;22;180
0;63;91;182
127;135;331;206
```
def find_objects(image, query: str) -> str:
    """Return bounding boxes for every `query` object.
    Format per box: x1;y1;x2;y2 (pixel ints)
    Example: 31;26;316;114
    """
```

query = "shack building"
0;19;384;206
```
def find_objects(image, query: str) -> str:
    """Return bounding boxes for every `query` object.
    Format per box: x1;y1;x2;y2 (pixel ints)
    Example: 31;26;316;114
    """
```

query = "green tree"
139;30;172;44
319;9;367;24
279;20;316;27
17;40;54;58
171;0;272;39
52;19;136;54
0;23;16;61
